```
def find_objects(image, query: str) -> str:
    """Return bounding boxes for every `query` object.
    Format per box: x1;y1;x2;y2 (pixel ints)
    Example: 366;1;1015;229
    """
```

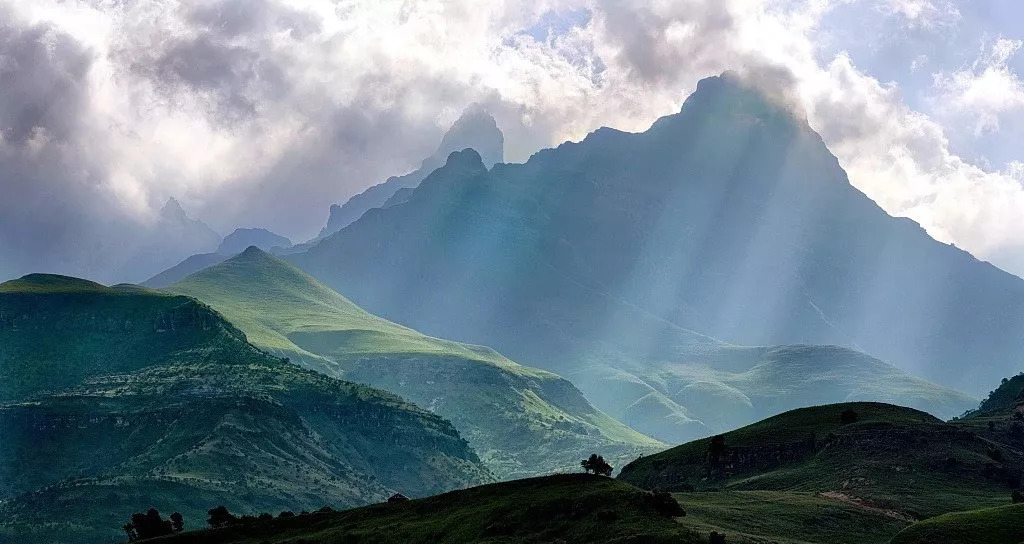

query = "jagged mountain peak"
159;196;188;221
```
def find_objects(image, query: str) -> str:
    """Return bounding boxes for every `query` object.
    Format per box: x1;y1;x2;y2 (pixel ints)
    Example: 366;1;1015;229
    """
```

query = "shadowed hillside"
0;274;490;543
618;402;1018;519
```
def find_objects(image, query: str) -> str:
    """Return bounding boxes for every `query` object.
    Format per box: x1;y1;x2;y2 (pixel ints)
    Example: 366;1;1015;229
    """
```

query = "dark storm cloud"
595;1;737;86
0;7;119;280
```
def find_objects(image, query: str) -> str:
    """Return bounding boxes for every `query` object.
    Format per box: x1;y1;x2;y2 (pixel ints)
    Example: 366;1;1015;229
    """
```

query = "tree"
207;505;237;528
840;409;858;425
581;454;613;476
170;512;184;533
123;508;174;540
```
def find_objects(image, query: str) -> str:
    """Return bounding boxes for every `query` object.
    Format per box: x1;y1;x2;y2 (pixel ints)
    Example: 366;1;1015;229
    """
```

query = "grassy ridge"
152;474;700;544
168;248;663;478
890;504;1024;544
619;402;1015;519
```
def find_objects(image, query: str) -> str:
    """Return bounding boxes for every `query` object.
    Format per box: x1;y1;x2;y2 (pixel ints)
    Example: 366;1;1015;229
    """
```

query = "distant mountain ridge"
317;103;504;240
168;246;663;477
142;227;292;288
0;273;490;543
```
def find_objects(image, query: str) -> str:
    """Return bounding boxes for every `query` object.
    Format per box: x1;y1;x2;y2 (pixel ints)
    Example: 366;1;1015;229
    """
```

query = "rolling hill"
617;402;1018;520
0;274;491;543
889;503;1024;544
138;474;701;544
167;247;663;478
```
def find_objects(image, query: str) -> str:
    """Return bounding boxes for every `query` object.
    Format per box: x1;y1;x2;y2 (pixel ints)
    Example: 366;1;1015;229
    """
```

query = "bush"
123;508;179;541
1013;490;1024;503
710;531;727;544
207;505;237;528
640;490;686;518
840;410;858;425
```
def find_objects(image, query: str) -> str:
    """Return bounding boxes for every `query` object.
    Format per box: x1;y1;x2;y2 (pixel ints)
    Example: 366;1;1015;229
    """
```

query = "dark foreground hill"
145;474;701;544
889;503;1024;544
0;275;490;543
167;247;663;478
618;402;1018;519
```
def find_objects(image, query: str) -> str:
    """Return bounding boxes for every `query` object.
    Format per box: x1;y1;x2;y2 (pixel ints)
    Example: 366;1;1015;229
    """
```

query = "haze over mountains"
7;69;1024;544
287;73;1023;403
316;103;505;240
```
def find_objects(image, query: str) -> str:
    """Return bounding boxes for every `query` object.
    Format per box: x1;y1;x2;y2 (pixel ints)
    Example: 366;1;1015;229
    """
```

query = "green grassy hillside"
890;503;1024;544
0;275;491;543
618;402;1017;519
148;474;701;544
168;247;663;478
568;343;975;443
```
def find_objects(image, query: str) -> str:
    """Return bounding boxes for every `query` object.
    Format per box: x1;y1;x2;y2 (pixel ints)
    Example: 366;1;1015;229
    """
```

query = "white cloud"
933;37;1024;135
3;0;1024;281
877;0;960;29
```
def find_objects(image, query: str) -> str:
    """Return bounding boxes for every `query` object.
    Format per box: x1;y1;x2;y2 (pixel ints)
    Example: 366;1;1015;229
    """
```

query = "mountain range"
315;103;505;241
142;227;293;289
283;74;992;441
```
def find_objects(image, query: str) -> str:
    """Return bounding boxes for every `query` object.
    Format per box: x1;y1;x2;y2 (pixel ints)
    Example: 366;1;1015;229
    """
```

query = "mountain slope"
287;72;1016;401
617;402;1017;519
317;103;504;239
146;474;700;544
0;274;490;543
216;228;292;255
142;252;231;288
288;148;973;443
168;247;663;478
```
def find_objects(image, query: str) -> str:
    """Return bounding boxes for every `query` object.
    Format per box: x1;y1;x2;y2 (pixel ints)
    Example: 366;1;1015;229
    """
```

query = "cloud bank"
1;0;1023;282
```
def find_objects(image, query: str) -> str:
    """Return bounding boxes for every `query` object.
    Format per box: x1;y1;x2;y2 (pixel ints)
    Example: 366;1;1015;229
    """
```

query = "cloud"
932;37;1024;135
2;0;1024;283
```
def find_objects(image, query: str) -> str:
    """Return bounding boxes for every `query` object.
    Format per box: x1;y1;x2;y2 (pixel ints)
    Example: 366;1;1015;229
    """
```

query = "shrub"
641;490;686;518
123;508;177;541
207;505;236;528
840;410;858;425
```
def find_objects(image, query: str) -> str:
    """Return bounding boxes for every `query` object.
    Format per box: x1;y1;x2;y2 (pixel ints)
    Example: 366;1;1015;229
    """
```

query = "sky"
1;0;1023;282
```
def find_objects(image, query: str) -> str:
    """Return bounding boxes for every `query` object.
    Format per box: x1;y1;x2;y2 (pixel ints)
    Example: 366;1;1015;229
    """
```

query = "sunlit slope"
890;504;1024;544
151;474;700;544
0;275;490;544
168;247;663;478
618;402;1017;519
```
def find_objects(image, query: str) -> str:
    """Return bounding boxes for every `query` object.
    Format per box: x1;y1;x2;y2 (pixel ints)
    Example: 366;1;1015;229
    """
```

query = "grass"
619;402;1015;519
167;248;664;478
679;490;910;544
152;474;703;544
0;274;492;543
890;503;1024;544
